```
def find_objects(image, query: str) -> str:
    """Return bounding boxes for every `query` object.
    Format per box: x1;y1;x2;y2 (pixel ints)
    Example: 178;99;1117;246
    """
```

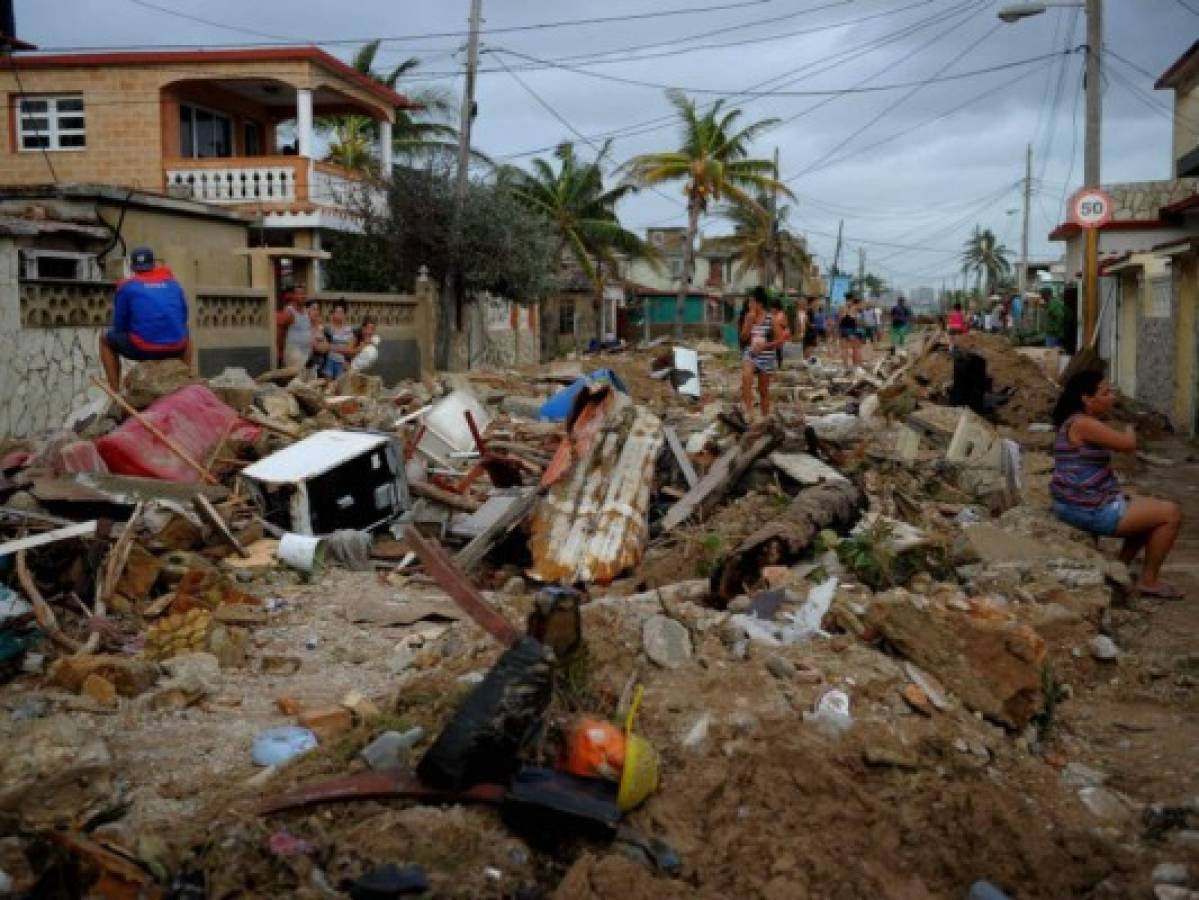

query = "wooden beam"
0;520;98;557
454;489;540;574
663;426;699;489
660;430;777;533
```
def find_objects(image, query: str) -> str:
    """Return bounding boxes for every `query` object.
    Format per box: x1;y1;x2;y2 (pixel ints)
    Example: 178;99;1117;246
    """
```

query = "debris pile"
0;334;1191;898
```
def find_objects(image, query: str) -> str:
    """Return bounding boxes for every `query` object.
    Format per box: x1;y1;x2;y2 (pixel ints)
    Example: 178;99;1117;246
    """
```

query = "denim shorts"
1052;495;1127;537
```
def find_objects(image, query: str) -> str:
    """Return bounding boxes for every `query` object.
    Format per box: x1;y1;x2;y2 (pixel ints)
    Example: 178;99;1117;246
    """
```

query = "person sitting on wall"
100;246;191;391
1050;371;1184;599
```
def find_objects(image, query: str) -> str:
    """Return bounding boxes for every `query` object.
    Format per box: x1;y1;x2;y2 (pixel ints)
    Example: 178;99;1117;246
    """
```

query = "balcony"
164;156;386;230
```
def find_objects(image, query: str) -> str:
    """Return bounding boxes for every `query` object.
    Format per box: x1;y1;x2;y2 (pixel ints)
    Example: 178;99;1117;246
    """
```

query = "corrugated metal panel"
528;404;663;585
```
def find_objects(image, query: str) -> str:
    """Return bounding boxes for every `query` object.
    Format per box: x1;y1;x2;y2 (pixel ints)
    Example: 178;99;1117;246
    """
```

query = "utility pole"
831;219;844;277
1020;142;1032;299
439;0;482;371
858;247;866;297
1082;0;1103;342
767;146;779;289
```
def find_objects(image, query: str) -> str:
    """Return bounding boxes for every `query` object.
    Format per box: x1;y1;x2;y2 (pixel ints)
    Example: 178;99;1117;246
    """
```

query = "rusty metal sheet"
528;404;663;585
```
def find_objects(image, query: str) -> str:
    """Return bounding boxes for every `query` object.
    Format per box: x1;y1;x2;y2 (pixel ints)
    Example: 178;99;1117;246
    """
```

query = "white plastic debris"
803;689;853;736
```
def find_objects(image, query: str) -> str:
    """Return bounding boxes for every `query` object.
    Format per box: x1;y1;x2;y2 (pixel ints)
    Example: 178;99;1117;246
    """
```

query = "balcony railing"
165;156;304;205
164;157;386;219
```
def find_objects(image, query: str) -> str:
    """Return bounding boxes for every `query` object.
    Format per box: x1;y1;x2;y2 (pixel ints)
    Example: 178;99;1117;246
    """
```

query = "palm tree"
623;91;791;336
960;225;1012;301
318;40;463;174
716;194;811;292
503;142;660;341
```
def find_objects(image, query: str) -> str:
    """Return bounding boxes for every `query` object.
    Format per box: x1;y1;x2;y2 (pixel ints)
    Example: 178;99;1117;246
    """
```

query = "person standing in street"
947;302;968;336
839;294;864;370
890;296;911;348
740;287;783;420
100;246;191;391
277;285;312;370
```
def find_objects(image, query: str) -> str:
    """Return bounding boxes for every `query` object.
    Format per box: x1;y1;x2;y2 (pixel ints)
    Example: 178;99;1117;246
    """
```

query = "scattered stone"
388;645;416;675
1153;864;1190;887
207;624;249;669
901;684;933;716
765;656;796;680
275;697;303;716
80;674;118;708
1077;786;1134;824
50;654;159;697
682;713;712;751
114;544;163;601
298;706;353;741
730;712;758;736
502;576;526;596
0;719;114;829
643;615;692;670
360;728;426;771
1090;635;1121;662
340;691;381;721
863;745;920;769
1154;887;1199;900
123;359;196;410
1061;762;1107;788
727;595;752;613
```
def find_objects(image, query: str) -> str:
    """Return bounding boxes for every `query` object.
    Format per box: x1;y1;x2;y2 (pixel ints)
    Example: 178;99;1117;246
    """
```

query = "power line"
33;0;778;52
1172;0;1199;16
491;45;1065;97
787;14;1002;181
122;0;300;42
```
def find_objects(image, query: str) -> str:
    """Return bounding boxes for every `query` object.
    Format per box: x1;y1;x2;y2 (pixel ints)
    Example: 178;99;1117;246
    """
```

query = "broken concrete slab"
865;592;1047;730
49;654;159;697
769;452;848;486
643;614;692;669
0;719;114;830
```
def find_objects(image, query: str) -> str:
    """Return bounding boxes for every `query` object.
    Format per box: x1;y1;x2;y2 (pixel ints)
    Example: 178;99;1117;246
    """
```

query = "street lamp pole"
999;0;1102;341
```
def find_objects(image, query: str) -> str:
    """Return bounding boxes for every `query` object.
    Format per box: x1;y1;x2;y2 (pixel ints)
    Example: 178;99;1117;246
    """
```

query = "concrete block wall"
1135;274;1178;419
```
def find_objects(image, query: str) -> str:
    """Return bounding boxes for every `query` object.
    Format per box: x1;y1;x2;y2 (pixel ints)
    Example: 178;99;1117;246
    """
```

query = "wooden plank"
0;520;98;557
663;426;699;489
411;481;483;513
660;431;776;533
455;488;540;574
194;494;250;558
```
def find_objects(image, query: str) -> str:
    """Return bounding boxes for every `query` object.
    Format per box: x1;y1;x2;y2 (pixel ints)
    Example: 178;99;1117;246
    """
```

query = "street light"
998;0;1102;342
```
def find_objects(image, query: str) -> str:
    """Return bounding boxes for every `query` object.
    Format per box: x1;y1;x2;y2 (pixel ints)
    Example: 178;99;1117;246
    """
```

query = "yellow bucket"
617;686;660;811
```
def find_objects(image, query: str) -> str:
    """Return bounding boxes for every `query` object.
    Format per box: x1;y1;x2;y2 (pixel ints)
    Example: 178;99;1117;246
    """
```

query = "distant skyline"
14;0;1196;291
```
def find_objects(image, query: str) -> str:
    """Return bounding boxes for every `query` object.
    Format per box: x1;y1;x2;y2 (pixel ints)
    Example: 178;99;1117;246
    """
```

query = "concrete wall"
0;240;103;439
1171;249;1198;435
540;292;599;360
1135;270;1177;419
448;293;539;371
1170;74;1199;174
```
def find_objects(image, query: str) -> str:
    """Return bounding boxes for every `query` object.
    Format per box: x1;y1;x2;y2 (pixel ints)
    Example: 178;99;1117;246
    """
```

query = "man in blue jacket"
100;246;191;390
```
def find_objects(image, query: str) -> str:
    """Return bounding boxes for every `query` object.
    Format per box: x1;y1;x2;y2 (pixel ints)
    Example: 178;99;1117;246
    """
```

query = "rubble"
0;330;1189;898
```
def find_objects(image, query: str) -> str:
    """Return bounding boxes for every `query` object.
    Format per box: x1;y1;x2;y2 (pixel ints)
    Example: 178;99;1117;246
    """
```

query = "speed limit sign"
1071;188;1114;229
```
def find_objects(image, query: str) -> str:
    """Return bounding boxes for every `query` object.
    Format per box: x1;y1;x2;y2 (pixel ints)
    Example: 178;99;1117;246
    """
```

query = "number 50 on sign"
1071;188;1114;229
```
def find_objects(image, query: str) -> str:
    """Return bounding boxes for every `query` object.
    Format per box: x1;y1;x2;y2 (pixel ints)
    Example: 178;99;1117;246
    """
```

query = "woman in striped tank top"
740;288;786;421
1050;371;1183;599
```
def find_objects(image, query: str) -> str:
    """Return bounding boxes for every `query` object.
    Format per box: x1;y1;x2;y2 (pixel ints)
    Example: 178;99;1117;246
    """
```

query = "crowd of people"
276;287;381;378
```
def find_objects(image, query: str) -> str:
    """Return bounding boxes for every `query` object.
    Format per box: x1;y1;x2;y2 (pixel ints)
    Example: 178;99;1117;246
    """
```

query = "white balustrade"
166;163;298;205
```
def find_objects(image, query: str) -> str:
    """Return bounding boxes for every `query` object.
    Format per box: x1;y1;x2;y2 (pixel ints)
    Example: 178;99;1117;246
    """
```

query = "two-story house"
1;46;409;291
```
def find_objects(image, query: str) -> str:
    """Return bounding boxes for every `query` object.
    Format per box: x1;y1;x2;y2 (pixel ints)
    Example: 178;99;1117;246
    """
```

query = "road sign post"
1071;188;1113;346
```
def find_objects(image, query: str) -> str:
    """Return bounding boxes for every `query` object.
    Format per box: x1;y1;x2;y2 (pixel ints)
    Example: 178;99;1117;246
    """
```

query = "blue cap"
130;246;155;272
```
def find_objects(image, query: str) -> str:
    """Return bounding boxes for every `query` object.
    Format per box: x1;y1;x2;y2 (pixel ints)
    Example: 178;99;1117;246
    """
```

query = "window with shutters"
17;95;86;151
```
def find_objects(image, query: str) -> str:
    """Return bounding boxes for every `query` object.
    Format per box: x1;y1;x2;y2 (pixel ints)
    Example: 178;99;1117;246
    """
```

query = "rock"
1153;864;1190;886
208;367;258;412
0;719;114;829
336;371;382;399
257;387;301;420
1154;886;1199;900
360;727;425;770
340;691;381;721
1090;635;1120;662
123;359;196;410
901;684;933;716
1061;762;1107;788
727;595;752;613
765;656;796;680
50;654;159;697
115;544;162;601
1078;786;1135;823
213;604;268;626
682;713;712;751
642;615;692;670
160;652;221;692
80;674;118;707
865;592;1047;729
388;645;416;675
863;745;920;769
298;706;353;741
207;624;249;669
286;380;326;416
144;609;211;661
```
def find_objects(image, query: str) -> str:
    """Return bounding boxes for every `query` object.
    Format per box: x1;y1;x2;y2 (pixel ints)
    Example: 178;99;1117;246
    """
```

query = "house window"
179;103;233;158
558;300;576;335
17;95;86;151
669;258;684;279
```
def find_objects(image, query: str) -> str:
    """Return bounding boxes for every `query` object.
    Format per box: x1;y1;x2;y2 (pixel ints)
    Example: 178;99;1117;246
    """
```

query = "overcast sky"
15;0;1197;291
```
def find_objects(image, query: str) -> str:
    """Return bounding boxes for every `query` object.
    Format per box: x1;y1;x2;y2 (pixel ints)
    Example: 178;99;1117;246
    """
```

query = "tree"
851;272;885;298
502;142;660;342
623;91;791;337
324;160;560;316
960;225;1012;300
318;40;464;174
716;194;810;291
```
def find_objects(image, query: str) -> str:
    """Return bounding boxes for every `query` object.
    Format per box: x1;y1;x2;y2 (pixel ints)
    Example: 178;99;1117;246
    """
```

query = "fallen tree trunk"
711;478;865;602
